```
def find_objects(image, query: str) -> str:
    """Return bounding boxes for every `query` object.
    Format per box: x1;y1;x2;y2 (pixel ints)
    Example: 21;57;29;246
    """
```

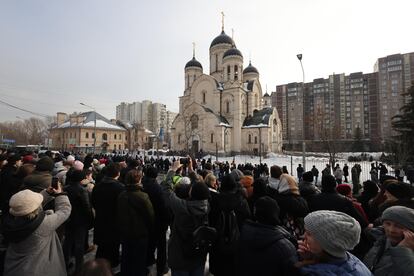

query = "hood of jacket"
186;198;209;217
241;220;294;250
2;211;45;243
216;191;244;211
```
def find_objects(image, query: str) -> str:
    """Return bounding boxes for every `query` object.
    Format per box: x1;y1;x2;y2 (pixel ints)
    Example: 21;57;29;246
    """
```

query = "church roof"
242;107;273;128
243;62;259;74
210;31;234;48
223;47;243;59
263;92;270;97
202;106;230;126
185;57;203;69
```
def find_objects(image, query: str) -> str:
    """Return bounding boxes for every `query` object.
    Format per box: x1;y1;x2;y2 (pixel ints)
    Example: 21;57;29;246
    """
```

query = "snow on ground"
200;152;394;184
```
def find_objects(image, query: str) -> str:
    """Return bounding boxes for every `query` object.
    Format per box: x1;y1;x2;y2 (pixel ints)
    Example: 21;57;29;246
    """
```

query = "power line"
0;98;51;118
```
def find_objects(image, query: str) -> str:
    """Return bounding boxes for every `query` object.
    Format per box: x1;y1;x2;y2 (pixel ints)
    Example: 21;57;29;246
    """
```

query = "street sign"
2;139;15;143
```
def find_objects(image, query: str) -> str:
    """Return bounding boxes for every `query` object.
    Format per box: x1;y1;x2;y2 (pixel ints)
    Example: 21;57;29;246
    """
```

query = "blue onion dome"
223;47;243;59
243;61;259;74
185;57;203;70
210;31;234;48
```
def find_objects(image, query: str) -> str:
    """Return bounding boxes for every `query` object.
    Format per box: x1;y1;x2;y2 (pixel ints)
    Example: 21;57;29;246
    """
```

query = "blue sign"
159;127;164;141
2;139;15;143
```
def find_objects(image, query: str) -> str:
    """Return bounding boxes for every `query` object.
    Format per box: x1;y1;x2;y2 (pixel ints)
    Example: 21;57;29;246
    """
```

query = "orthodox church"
171;21;282;155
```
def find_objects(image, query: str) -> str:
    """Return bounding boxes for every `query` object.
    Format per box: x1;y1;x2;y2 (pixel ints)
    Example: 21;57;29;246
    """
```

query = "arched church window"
178;134;181;144
114;134;117;139
215;55;218;72
226;101;230;114
191;114;199;130
248;134;252;144
254;136;258;144
85;132;89;138
102;133;108;141
227;65;231;80
273;119;277;132
187;75;189;88
210;133;214;143
202;91;206;104
193;74;196;82
234;65;238;80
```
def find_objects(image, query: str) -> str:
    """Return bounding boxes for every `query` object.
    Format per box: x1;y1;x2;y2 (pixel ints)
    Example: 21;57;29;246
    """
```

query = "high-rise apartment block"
272;52;414;150
115;101;177;138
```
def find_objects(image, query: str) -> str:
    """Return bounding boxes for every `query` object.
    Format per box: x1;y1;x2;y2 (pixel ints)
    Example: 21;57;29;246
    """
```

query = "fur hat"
36;157;54;172
9;189;43;216
303;171;314;182
220;174;238;192
336;184;352;196
230;169;244;182
7;153;21;164
304;210;361;258
66;155;75;163
382;206;414;231
322;175;337;192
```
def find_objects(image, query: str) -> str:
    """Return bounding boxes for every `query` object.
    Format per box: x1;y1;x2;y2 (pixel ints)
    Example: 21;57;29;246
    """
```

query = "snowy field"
200;152;394;185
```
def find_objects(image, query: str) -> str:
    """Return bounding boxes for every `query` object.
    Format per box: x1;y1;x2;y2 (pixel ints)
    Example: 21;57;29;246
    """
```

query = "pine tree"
390;82;414;164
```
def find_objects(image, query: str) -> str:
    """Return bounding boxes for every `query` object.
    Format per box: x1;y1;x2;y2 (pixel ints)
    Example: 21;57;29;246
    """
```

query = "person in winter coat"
23;156;54;192
267;165;309;239
2;187;71;276
298;171;320;200
333;165;343;184
336;184;369;224
343;164;349;182
357;180;379;223
377;181;414;216
364;206;414;275
296;210;371;275
238;196;298;276
91;163;125;267
0;154;22;212
307;175;368;229
351;164;362;195
311;165;319;186
322;164;331;176
161;160;210;276
63;170;94;273
142;165;169;276
370;163;379;184
209;174;251;276
118;169;154;276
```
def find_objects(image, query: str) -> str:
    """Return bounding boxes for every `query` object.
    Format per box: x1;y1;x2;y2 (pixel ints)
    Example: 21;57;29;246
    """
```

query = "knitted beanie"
36;157;54;172
385;182;412;199
73;160;84;171
382;206;414;231
336;184;352;196
304;210;361;258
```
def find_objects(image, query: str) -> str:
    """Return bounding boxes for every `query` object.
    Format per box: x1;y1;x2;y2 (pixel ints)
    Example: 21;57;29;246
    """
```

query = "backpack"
181;211;217;258
214;209;240;255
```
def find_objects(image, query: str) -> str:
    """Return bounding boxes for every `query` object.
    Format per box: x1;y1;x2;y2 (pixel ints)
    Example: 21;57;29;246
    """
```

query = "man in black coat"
0;154;22;213
63;170;94;273
91;163;124;267
142;165;169;276
238;196;298;276
306;175;368;229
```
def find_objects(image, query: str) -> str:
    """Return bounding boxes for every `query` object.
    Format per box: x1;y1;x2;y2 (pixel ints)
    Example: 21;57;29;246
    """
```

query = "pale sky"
0;0;413;122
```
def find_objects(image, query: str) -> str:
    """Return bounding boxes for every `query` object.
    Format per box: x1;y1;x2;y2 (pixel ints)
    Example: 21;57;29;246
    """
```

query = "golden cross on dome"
221;11;225;31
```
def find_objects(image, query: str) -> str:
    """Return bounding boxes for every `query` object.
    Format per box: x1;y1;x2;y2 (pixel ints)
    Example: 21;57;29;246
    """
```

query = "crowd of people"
0;148;414;276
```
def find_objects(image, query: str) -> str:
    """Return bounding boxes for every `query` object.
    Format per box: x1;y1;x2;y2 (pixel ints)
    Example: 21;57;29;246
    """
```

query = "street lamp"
80;103;97;154
297;54;306;171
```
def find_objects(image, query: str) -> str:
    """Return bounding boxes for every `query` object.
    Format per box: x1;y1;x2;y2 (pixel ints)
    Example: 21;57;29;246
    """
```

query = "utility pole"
297;54;306;171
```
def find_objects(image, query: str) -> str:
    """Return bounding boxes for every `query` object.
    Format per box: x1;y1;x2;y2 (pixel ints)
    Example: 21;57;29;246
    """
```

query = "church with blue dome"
171;19;282;155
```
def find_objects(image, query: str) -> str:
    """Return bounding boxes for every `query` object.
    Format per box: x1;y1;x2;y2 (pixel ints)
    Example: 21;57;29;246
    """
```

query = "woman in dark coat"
118;169;154;276
209;174;251;276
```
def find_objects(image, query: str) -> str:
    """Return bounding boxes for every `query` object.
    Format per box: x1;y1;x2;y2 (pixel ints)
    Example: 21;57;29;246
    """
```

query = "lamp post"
80;103;96;154
297;54;306;171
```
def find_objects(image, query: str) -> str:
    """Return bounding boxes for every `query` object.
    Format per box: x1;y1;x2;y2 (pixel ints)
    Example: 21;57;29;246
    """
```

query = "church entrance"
192;140;199;154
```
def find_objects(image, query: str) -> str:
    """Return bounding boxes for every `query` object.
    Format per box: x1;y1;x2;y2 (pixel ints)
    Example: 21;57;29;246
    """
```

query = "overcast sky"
0;0;413;122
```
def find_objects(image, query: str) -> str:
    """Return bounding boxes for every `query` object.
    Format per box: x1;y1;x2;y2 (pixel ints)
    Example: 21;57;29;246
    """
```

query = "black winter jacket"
238;220;298;276
65;182;94;229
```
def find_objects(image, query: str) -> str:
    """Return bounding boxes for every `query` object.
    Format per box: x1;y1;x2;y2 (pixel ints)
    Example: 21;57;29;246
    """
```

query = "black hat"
322;175;337;192
190;181;210;200
71;170;86;183
385;182;412;199
303;171;314;182
36;157;54;172
220;174;237;192
254;196;280;226
7;153;22;164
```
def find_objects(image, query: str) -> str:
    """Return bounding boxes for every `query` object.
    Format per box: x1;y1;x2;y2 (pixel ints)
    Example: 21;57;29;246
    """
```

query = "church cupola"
184;43;203;90
243;61;259;81
222;44;243;83
263;87;271;108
